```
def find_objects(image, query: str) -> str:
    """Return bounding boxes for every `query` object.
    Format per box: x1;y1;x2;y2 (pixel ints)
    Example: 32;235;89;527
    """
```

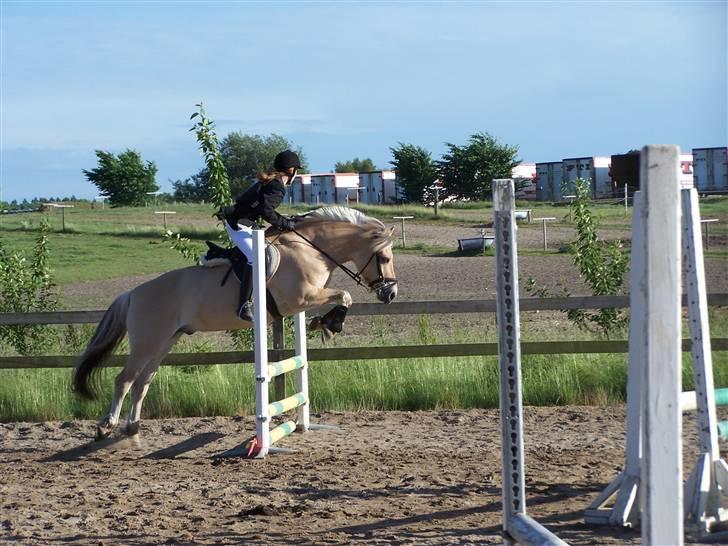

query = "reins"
287;227;397;291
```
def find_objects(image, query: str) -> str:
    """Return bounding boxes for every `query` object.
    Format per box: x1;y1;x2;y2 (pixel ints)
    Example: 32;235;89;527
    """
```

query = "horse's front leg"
305;288;353;342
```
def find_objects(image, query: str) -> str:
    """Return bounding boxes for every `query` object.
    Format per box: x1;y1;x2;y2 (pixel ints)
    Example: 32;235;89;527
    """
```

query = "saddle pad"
200;244;280;280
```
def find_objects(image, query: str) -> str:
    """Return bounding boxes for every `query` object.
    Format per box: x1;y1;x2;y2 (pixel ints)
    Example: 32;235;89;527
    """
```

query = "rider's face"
284;167;298;183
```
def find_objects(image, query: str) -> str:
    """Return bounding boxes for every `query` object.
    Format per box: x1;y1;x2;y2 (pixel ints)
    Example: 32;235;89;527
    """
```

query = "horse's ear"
387;226;395;237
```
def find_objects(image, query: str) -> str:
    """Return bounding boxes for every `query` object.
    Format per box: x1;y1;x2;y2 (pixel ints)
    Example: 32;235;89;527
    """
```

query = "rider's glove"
278;217;297;232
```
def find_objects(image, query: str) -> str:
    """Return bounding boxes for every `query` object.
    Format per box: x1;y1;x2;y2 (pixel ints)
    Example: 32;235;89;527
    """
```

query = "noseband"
288;228;397;292
358;251;398;291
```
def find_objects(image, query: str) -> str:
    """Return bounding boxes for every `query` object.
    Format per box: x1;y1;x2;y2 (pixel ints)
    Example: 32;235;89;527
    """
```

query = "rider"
218;149;301;321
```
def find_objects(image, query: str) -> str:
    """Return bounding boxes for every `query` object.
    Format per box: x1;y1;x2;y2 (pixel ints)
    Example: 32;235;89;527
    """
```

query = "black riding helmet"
274;150;302;172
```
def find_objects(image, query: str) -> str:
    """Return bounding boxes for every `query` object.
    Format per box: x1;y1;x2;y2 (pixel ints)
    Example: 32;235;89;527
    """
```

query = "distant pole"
393;216;414;248
155;211;176;231
564;195;576;223
47;204;74;233
701;219;719;250
535;217;556;250
624;184;628;217
434;187;440;217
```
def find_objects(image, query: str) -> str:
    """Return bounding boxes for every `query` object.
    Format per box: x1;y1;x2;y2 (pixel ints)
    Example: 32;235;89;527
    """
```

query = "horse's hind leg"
96;354;147;440
125;333;181;437
124;369;157;437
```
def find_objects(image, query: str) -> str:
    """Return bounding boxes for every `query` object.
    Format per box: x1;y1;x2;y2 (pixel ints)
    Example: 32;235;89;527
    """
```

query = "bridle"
288;227;397;292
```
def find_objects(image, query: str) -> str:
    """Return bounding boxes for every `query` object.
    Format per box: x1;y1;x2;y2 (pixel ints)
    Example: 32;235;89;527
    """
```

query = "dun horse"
73;207;398;440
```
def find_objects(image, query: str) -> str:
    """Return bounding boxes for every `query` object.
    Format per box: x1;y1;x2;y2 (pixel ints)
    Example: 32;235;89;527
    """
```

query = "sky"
1;0;726;202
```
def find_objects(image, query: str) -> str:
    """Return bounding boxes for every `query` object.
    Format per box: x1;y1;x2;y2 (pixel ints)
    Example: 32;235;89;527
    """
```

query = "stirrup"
238;301;254;322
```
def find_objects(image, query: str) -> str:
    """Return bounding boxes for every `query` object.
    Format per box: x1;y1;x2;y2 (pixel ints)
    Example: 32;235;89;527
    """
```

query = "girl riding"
218;149;301;321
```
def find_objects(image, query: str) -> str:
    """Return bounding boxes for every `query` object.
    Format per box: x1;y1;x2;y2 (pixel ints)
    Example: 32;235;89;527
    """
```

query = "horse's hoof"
95;423;113;441
125;422;140;437
320;327;336;343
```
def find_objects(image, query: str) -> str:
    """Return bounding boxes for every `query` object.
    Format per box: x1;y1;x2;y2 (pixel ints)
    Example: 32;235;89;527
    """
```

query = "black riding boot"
238;262;254;322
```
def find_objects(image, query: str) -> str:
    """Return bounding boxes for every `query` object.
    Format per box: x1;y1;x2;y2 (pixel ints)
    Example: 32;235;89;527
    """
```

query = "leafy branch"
0;218;60;355
527;178;629;338
164;103;233;262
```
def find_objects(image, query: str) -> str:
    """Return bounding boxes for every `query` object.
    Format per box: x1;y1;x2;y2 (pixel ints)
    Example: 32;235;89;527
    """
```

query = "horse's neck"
301;223;361;261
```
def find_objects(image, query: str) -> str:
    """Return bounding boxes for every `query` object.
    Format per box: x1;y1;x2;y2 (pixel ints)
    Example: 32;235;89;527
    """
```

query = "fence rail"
2;294;727;325
1;294;727;370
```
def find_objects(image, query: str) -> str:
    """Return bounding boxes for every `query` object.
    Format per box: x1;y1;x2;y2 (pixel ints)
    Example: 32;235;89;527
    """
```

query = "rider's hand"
279;217;297;232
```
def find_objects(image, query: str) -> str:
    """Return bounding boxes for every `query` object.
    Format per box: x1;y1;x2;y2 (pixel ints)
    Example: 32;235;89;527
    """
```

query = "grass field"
1;198;726;422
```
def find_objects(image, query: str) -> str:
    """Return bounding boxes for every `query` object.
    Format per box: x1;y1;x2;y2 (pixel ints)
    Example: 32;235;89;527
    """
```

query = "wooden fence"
1;294;726;370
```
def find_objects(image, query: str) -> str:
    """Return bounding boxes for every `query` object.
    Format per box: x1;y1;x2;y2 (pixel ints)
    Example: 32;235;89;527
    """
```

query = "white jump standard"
247;228;310;458
493;179;568;546
584;146;728;542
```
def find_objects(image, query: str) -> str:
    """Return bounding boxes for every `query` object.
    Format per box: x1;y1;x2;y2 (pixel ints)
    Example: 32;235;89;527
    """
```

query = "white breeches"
225;222;253;264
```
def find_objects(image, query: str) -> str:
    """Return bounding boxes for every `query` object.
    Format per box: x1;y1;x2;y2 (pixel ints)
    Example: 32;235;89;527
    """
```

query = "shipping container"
359;170;399;204
535;162;564;201
610;152;694;194
287;174;312;205
310;173;360;205
562;156;612;198
692;147;728;193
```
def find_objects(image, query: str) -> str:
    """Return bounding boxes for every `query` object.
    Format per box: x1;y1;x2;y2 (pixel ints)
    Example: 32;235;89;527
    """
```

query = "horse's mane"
296;207;392;250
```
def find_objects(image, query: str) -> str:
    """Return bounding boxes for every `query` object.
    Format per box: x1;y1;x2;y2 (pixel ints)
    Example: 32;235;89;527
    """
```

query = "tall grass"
2;349;725;422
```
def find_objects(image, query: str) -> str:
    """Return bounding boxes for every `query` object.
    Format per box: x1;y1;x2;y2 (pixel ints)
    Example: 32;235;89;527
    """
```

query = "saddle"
200;241;280;282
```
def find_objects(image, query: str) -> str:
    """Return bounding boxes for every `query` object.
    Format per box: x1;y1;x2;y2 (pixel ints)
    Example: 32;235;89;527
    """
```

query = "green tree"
389;143;438;204
83;149;158;207
171;173;209;203
195;132;308;197
437;132;519;201
334;157;376;173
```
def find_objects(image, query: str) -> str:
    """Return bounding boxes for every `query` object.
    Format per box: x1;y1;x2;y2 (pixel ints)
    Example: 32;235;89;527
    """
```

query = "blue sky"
1;0;726;202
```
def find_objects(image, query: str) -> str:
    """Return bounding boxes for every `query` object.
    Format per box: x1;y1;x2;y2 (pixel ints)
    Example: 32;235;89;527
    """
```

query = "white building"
512;163;537;200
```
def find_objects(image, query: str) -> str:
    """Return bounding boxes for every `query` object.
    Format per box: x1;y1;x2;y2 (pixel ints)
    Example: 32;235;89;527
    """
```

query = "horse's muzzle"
377;282;397;304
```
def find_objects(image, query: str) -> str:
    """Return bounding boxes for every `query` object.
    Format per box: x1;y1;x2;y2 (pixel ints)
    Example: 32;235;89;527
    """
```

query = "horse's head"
355;230;398;303
296;207;398;303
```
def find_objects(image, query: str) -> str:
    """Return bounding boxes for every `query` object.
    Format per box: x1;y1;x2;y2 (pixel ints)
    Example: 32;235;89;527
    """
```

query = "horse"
72;206;398;440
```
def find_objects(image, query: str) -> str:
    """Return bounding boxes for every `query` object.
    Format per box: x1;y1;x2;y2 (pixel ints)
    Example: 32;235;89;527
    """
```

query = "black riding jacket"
229;178;288;230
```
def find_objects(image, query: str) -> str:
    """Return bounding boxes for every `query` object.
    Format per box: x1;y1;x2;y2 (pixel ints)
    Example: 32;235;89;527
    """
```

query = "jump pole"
493;179;568;546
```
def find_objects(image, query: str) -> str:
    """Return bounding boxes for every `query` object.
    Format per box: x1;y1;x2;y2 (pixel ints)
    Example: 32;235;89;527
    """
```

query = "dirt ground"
59;220;728;310
3;219;727;545
2;407;727;545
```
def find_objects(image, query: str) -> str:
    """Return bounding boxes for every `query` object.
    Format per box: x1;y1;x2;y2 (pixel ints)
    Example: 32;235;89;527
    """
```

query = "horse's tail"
72;291;130;400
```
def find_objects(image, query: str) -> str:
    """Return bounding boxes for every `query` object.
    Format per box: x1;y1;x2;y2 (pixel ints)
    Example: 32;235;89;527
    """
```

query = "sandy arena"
2;219;727;545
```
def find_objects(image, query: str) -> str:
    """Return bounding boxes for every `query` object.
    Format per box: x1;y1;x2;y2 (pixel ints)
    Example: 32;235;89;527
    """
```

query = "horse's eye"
379;256;390;264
